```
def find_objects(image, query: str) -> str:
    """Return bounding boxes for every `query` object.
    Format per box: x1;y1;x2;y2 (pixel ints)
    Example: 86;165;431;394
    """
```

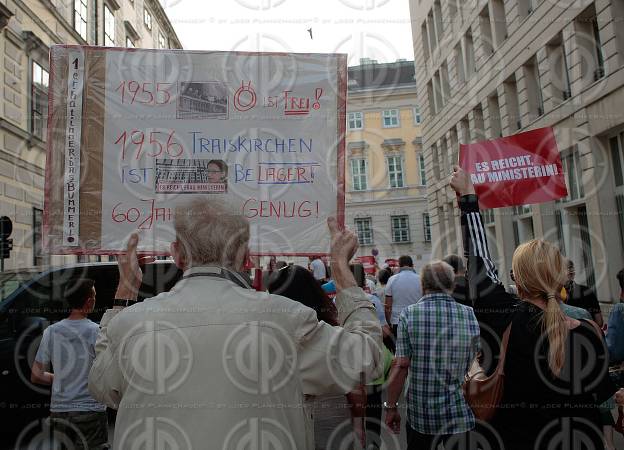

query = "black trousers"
365;384;383;448
407;422;470;450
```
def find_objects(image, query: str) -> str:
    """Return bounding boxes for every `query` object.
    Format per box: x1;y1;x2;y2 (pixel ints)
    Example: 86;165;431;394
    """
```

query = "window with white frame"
144;8;152;30
382;109;400;128
513;205;532;216
354;218;374;245
387;155;405;188
591;15;605;80
33;208;49;266
126;36;135;48
31;61;49;141
610;133;624;188
413;105;422;124
158;32;167;49
74;0;88;40
104;5;115;46
348;112;363;130
513;206;534;247
483;208;495;225
350;159;368;191
391;215;410;243
418;153;427;186
609;133;624;248
423;213;431;242
561;147;584;201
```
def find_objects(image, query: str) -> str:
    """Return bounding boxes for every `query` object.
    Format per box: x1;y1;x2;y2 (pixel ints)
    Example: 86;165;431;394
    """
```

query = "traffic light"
0;216;12;264
0;238;11;259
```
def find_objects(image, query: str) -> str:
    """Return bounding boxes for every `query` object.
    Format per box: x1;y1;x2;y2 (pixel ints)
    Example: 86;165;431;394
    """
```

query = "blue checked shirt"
396;292;481;435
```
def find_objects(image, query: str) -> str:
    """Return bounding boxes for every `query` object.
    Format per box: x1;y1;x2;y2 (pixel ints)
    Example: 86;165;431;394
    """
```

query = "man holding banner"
88;198;383;449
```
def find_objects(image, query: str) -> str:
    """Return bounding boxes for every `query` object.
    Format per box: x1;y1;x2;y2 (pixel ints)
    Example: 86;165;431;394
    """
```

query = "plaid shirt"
396;292;480;435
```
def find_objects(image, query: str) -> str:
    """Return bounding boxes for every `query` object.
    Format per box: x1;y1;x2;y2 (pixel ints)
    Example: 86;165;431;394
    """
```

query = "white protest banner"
44;46;346;256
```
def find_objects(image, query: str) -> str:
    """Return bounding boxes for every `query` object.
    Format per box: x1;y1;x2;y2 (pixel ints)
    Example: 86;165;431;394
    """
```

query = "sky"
161;0;415;66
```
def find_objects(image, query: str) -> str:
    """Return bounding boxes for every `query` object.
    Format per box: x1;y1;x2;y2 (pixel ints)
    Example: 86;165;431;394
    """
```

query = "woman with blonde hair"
451;166;616;450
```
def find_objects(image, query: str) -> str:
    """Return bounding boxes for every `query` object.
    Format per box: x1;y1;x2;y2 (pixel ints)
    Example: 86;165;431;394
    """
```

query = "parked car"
0;261;182;439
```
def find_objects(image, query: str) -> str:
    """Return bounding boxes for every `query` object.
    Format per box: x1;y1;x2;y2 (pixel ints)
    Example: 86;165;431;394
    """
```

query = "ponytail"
512;240;569;377
543;292;568;376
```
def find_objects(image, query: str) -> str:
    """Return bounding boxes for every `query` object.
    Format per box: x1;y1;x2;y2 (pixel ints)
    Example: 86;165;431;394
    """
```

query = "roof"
348;59;416;92
147;0;183;49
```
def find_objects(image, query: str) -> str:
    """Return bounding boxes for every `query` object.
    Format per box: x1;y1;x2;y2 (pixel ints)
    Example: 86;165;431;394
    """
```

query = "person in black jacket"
443;254;470;307
565;260;604;327
451;166;616;450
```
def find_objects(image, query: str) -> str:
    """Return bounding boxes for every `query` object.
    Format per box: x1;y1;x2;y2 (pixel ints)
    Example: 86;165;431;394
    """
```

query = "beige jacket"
88;266;382;449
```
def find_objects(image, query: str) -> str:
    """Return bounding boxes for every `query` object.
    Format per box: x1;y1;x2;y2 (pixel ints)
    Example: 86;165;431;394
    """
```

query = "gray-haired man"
385;260;480;450
88;198;382;449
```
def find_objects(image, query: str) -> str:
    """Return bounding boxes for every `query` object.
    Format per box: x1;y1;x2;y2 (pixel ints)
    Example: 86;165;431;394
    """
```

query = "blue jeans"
607;303;624;363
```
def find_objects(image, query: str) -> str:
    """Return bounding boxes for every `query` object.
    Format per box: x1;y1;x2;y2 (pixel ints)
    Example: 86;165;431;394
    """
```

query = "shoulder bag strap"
495;323;513;376
581;318;604;339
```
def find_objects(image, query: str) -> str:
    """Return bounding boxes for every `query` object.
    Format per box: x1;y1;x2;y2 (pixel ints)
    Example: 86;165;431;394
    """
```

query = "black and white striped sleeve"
459;194;501;286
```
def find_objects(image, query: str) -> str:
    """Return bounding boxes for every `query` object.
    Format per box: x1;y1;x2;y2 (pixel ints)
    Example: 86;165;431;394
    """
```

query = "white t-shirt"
310;258;326;280
385;268;422;325
35;318;106;412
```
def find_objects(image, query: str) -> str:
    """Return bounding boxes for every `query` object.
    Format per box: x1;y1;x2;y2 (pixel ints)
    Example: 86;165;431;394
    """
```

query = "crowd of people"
28;167;624;449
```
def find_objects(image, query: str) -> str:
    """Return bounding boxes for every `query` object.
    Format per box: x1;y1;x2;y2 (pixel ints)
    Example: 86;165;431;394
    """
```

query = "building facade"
410;0;624;300
0;0;181;269
346;59;432;272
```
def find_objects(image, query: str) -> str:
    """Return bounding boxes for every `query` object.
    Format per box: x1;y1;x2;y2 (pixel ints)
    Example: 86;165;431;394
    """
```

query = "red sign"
355;256;377;274
459;127;567;209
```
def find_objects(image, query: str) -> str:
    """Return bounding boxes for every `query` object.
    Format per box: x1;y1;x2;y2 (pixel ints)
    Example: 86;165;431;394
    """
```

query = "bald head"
421;260;455;295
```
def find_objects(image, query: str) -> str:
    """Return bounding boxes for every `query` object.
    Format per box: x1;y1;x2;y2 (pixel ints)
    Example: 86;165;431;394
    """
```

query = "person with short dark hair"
31;278;108;449
268;265;366;449
397;255;413;268
377;268;391;287
565;260;604;327
374;268;395;353
443;254;470;307
384;256;422;348
617;269;624;303
607;269;624;363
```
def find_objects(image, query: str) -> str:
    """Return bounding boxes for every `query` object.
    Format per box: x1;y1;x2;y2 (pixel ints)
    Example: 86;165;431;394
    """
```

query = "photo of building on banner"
459;127;568;209
43;46;346;256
